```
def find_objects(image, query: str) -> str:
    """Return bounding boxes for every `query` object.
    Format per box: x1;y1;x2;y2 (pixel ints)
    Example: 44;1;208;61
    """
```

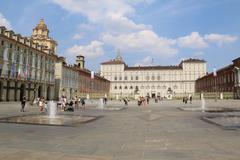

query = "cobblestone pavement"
0;99;240;160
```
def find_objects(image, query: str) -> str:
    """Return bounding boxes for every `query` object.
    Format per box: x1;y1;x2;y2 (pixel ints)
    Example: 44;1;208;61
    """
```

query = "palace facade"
196;57;240;99
0;19;57;101
101;55;207;99
55;56;110;100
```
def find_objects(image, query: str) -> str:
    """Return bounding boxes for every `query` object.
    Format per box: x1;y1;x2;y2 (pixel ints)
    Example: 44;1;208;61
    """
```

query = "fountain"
201;96;206;112
97;98;104;109
0;100;99;126
48;101;57;118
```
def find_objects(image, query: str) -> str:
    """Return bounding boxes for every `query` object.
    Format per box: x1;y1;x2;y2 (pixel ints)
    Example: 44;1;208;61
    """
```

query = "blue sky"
0;0;239;72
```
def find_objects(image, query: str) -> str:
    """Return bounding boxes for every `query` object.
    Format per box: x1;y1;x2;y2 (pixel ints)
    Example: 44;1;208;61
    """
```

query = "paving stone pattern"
0;100;240;160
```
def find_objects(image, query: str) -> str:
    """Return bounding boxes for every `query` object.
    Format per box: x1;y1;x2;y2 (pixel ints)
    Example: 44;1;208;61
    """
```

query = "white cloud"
51;0;151;34
124;0;155;5
51;0;238;60
134;56;153;66
51;0;134;21
177;32;208;49
102;30;178;57
67;41;104;58
77;23;95;31
177;32;238;49
204;33;238;46
72;33;83;40
0;13;11;29
103;13;151;34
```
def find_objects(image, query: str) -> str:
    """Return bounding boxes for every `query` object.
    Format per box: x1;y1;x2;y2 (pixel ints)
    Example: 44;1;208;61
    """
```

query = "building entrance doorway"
151;93;156;98
38;86;42;98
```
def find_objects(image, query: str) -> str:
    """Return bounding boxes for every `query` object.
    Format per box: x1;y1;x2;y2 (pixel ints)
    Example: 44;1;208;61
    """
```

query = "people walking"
189;95;192;104
146;96;150;105
80;97;85;110
39;97;44;112
74;96;78;109
60;96;67;111
123;97;128;106
20;96;26;112
183;97;188;104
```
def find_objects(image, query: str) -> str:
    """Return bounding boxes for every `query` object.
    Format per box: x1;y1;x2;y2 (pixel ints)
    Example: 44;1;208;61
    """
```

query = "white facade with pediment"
100;56;207;99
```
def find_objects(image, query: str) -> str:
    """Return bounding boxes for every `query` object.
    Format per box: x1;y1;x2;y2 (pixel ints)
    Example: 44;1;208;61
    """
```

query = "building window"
124;76;127;80
119;86;122;89
146;76;149;81
157;85;161;89
151;76;155;81
1;41;4;46
151;86;155;89
124;86;128;89
136;76;138;80
9;43;12;48
119;76;122;80
131;76;133;80
157;75;161;81
146;85;150;89
8;51;12;60
130;86;133;89
114;76;117;81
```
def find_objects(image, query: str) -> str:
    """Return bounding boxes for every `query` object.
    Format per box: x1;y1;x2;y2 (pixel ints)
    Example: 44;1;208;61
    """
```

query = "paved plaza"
0;99;240;160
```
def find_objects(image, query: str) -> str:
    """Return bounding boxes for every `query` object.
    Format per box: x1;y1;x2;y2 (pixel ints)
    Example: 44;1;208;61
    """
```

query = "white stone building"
101;55;207;99
55;57;80;100
0;20;57;101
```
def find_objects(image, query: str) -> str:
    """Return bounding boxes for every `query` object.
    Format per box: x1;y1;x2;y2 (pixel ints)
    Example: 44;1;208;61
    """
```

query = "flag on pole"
17;64;21;79
11;62;16;78
23;64;27;79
